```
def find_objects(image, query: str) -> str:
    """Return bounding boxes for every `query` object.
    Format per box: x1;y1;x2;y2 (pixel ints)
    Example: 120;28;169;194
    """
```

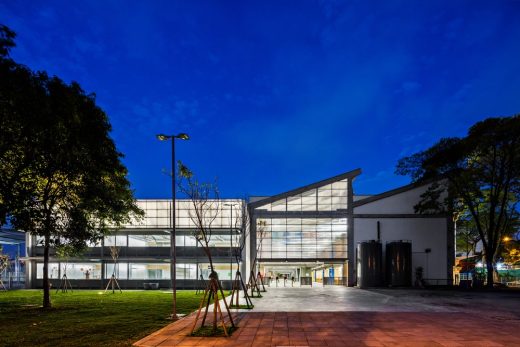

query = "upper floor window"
255;179;348;212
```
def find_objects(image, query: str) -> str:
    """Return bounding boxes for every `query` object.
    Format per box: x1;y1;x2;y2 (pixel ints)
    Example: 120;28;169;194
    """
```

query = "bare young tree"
248;220;267;297
105;235;122;294
229;201;253;309
177;162;235;336
55;243;84;293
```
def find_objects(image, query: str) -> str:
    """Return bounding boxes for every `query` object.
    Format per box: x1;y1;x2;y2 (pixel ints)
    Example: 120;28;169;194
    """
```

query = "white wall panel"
353;217;448;280
354;185;429;214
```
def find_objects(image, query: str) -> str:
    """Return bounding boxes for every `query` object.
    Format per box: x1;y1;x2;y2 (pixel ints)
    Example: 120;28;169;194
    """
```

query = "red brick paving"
134;311;520;346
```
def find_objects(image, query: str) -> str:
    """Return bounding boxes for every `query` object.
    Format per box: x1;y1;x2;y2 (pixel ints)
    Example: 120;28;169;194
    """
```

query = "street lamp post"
224;202;238;287
156;133;189;320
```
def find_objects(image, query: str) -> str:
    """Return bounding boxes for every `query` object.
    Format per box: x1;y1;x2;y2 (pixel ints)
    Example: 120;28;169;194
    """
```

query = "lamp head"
176;133;189;140
156;134;170;141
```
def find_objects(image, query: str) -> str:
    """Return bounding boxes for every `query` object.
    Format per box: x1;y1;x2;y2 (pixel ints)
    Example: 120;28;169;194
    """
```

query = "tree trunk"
43;233;51;308
485;258;494;288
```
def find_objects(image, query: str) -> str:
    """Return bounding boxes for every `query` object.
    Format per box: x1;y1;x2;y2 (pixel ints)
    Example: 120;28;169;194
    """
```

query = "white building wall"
354;185;429;214
353;218;448;280
352;182;451;283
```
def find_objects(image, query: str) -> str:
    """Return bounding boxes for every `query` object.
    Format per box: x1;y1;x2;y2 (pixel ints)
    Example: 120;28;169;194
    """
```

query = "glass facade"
104;235;128;247
63;263;102;279
122;199;244;229
105;263;128;279
128;234;170;247
254;178;349;261
254;179;348;212
29;198;246;288
257;218;347;259
199;263;238;280
46;263;233;281
36;262;102;279
35;261;239;280
36;263;60;279
129;263;170;280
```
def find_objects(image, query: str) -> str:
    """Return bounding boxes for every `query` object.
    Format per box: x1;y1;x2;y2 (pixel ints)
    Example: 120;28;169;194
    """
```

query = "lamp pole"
224;203;238;286
156;133;189;320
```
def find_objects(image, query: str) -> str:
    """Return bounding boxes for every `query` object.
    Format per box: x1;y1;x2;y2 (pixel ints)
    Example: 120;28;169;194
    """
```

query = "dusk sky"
2;1;520;199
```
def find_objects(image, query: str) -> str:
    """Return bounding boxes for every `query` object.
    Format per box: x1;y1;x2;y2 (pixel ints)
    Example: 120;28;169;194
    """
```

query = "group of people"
269;274;296;287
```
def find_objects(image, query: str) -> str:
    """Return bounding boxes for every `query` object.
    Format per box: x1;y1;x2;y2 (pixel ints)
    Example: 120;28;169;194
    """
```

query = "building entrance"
258;262;347;287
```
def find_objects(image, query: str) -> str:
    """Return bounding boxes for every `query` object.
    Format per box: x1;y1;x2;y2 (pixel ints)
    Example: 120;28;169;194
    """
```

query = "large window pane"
208;234;239;248
86;239;101;247
271;199;286;211
128;234;170;247
104;235;127;247
129;263;170;279
105;262;128;279
199;263;237;280
185;264;197;279
257;217;348;260
62;263;102;280
36;263;59;279
185;235;197;246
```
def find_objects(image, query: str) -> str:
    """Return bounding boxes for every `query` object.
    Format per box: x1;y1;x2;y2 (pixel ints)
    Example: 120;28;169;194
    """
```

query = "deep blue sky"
2;1;520;199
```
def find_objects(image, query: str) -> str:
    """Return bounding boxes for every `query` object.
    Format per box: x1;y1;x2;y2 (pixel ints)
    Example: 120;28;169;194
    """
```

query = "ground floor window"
129;263;170;280
199;263;238;280
36;263;59;279
36;262;102;279
36;261;237;280
105;263;128;279
260;262;346;285
63;263;102;279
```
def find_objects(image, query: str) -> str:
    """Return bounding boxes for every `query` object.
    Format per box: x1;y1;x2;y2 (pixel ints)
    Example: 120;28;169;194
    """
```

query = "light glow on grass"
1;290;207;347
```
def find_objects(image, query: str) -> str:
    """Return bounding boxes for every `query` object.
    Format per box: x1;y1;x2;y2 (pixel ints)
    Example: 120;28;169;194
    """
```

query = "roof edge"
352;177;440;208
249;168;362;208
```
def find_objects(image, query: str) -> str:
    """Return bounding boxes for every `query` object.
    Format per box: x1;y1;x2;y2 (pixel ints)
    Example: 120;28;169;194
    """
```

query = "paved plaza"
134;287;520;346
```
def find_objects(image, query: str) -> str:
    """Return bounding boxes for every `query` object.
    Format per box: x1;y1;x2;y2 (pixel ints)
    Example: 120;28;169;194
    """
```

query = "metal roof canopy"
0;229;25;245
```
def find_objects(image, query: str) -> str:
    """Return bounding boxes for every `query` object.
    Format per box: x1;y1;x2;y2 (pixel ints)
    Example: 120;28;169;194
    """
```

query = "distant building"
24;169;453;289
0;228;26;288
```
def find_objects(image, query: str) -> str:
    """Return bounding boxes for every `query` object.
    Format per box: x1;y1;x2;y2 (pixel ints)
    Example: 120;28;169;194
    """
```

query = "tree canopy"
0;25;142;307
396;115;520;287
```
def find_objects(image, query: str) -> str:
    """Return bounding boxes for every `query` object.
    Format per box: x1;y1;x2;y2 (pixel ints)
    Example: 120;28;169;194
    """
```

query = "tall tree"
396;115;520;287
0;25;142;307
0;25;43;223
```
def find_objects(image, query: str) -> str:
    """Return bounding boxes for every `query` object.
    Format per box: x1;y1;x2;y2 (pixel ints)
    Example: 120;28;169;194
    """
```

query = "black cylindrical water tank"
357;240;383;288
385;241;412;287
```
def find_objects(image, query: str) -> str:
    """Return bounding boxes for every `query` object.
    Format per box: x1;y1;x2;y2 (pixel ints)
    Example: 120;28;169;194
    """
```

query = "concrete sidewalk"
134;310;520;346
244;286;457;312
134;287;520;346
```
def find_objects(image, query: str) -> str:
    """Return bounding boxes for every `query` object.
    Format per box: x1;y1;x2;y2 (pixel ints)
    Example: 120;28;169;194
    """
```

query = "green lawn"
0;290;208;347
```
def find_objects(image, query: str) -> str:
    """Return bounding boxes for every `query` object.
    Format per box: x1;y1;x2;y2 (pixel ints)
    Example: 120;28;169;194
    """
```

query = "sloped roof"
249;168;361;208
0;229;25;244
352;178;438;208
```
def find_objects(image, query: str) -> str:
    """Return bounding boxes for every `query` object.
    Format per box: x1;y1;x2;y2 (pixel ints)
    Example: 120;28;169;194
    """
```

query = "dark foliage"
396;115;520;287
0;25;143;307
